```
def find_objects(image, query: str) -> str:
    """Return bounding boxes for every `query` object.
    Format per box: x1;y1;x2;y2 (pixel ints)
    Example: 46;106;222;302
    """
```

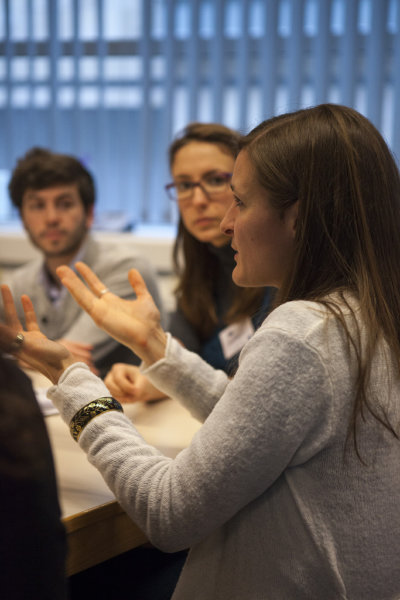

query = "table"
30;371;201;576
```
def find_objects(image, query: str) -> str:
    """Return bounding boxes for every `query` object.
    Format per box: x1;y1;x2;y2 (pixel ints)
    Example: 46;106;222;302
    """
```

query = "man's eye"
57;200;75;210
27;202;44;211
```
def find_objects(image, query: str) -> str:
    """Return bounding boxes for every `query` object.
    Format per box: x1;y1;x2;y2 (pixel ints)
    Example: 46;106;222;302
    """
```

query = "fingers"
105;363;139;394
1;285;22;330
58;262;151;308
75;262;150;301
75;262;112;297
0;323;18;353
104;376;130;402
127;268;150;299
56;265;97;313
20;295;41;332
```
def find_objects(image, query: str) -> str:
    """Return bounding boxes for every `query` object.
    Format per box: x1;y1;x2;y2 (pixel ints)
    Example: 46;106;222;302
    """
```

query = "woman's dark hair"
241;103;400;456
169;122;265;338
9;147;95;213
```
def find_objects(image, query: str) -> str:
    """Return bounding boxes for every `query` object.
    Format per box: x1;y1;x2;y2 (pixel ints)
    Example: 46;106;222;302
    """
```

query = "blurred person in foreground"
0;334;67;599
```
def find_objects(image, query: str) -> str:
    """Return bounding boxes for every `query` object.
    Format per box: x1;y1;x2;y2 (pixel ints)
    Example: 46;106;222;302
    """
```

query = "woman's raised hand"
56;262;167;366
0;285;76;383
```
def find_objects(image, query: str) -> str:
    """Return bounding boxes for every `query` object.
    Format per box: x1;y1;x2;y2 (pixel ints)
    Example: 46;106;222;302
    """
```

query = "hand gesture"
104;363;167;403
56;262;167;365
0;285;76;383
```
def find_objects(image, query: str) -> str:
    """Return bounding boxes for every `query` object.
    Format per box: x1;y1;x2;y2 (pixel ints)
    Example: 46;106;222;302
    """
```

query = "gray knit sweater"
48;300;400;599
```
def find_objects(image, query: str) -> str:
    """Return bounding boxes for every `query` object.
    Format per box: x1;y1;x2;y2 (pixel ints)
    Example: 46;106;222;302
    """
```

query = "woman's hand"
104;363;167;403
0;285;76;384
56;262;168;366
56;339;99;374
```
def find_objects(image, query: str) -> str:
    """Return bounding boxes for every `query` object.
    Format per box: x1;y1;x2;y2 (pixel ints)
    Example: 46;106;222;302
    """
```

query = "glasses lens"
167;181;194;201
166;184;177;200
202;173;231;194
166;173;231;201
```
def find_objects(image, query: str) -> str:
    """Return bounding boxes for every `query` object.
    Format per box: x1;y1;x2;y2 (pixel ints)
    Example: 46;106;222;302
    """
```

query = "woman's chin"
192;227;229;247
232;268;266;288
232;268;246;287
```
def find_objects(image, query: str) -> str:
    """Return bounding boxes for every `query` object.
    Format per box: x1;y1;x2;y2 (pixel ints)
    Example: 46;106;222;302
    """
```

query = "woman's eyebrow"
175;169;227;180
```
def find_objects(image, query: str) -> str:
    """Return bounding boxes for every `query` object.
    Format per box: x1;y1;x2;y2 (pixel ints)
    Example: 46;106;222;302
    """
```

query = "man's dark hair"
8;147;95;213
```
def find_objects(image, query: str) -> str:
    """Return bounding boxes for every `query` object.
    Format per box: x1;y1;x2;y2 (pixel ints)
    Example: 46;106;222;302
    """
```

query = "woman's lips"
194;217;216;227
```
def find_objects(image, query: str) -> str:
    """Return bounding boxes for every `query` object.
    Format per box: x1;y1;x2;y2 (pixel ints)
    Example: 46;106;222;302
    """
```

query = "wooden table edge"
63;500;148;575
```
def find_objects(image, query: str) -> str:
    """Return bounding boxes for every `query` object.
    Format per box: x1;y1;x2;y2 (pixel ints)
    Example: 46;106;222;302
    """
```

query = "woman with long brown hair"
3;104;400;598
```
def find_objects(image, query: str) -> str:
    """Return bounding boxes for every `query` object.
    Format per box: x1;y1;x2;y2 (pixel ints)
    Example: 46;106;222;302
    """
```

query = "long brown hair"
170;122;265;339
241;104;400;456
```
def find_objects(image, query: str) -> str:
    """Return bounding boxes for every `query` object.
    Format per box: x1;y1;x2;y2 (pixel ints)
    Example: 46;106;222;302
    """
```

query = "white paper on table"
35;387;59;416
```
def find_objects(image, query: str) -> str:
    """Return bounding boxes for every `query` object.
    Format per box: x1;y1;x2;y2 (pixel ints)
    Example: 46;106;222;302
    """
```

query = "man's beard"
29;222;89;259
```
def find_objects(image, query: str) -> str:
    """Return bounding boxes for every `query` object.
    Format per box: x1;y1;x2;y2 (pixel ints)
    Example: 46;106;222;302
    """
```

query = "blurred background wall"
0;0;398;230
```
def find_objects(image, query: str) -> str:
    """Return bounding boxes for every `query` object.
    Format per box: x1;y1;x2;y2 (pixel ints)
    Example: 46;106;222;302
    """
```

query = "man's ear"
19;208;29;232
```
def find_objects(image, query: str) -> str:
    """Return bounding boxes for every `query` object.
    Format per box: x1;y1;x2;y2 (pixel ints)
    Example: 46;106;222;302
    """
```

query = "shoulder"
237;300;337;403
261;300;328;338
5;258;42;288
246;300;338;362
85;238;157;279
250;298;352;367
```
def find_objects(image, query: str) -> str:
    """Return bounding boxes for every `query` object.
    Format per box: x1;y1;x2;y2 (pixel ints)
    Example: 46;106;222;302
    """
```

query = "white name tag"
219;317;255;360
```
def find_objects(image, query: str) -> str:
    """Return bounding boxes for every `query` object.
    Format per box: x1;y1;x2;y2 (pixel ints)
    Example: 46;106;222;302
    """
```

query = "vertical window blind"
0;0;398;227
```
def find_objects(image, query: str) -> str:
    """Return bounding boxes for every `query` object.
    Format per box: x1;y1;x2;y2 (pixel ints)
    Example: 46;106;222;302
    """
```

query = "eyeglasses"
165;171;232;202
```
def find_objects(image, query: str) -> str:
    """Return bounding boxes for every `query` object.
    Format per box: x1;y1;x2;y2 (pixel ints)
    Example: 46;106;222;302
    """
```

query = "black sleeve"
0;357;68;600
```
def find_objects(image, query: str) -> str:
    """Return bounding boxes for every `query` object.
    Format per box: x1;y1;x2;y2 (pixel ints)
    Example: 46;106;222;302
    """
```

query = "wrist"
132;326;168;367
49;355;78;384
48;362;112;424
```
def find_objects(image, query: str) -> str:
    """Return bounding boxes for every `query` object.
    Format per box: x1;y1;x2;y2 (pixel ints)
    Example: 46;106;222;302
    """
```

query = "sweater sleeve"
141;334;229;421
48;322;335;553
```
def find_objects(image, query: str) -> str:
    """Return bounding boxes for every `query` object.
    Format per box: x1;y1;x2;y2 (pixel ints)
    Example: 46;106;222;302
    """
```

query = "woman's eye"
176;181;193;192
233;195;243;207
206;175;226;186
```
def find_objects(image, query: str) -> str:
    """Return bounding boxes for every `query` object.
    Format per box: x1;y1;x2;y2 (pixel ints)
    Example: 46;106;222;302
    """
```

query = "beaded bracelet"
69;397;123;442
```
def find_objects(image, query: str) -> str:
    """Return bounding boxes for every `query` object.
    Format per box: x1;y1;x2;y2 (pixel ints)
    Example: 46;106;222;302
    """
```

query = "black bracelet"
69;397;123;442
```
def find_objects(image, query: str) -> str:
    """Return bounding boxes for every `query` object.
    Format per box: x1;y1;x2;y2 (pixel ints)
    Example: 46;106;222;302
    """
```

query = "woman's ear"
286;201;299;238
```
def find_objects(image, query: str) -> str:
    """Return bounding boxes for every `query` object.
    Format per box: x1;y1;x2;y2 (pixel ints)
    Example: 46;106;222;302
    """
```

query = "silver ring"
14;332;25;347
98;288;110;297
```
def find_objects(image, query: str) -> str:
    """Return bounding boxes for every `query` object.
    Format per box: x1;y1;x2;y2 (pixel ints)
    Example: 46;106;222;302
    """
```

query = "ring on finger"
98;288;110;297
13;332;25;348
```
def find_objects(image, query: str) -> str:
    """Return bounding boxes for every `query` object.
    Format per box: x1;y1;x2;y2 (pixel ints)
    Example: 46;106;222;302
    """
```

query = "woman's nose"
220;201;236;236
191;184;210;206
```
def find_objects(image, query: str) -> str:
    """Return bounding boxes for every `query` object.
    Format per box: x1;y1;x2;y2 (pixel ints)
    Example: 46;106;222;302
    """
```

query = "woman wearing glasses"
104;123;273;402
